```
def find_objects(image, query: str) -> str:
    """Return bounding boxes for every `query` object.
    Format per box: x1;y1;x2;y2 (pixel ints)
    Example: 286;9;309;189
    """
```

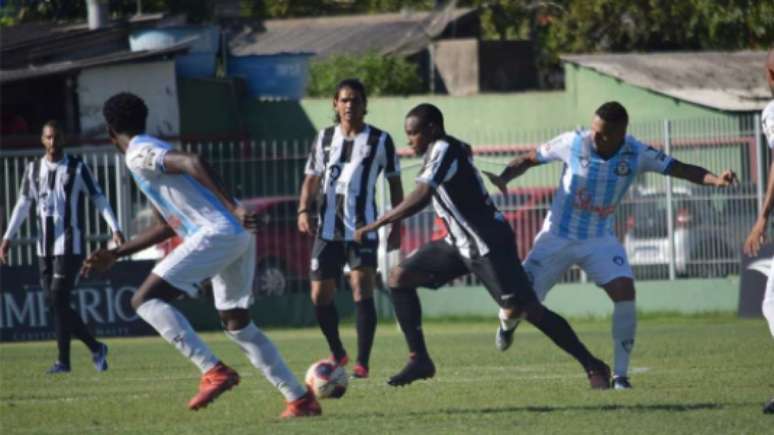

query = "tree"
306;52;423;97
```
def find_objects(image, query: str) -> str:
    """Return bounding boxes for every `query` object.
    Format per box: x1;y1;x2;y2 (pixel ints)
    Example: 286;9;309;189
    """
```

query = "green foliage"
306;52;424;97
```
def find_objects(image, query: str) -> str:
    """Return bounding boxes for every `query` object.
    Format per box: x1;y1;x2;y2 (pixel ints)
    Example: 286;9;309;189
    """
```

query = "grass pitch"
1;313;772;435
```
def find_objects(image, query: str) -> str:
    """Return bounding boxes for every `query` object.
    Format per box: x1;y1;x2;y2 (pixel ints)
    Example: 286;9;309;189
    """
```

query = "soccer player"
298;78;403;378
82;93;321;417
742;48;774;415
485;101;737;390
354;103;611;388
0;120;123;374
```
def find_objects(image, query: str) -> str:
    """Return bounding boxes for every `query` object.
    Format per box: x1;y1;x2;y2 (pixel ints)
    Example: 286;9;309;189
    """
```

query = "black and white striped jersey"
416;136;508;258
2;154;121;257
305;124;400;241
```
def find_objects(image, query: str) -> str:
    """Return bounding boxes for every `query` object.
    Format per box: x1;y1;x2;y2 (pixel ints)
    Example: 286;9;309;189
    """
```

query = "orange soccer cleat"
188;362;240;410
280;390;322;418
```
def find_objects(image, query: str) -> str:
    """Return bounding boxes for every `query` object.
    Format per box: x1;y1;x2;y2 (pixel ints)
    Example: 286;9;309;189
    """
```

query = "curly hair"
102;92;148;135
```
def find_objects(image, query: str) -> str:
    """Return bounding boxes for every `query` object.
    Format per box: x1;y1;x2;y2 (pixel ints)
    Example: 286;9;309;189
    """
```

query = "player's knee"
387;267;406;288
603;277;635;302
310;284;335;306
130;292;149;311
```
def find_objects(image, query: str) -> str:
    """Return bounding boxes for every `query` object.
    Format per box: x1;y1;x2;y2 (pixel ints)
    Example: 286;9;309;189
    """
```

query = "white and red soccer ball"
305;359;348;399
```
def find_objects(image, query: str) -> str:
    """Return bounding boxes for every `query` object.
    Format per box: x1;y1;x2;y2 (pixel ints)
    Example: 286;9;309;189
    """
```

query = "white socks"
498;308;521;331
225;322;306;402
135;299;219;373
612;300;636;378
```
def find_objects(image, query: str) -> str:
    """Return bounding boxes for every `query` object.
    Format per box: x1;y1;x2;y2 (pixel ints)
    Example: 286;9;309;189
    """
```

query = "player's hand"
354;227;368;244
298;211;316;236
0;239;10;265
112;231;125;247
483;171;508;195
387;224;402;252
715;169;738;187
81;249;117;278
743;217;768;257
234;206;258;232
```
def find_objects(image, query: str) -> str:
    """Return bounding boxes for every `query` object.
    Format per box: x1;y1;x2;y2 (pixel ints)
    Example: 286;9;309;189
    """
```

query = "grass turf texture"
1;313;772;434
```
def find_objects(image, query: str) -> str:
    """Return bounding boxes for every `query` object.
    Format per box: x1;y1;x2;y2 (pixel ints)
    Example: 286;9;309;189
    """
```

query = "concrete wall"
78;61;180;137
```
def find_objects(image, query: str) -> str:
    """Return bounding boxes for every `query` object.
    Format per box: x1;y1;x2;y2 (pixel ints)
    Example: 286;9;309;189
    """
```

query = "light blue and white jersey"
762;100;774;149
538;130;673;240
125;135;243;238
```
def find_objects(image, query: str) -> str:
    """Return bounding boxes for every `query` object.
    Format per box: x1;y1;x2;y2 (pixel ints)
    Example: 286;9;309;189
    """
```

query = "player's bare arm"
162;151;257;231
354;182;432;243
483;148;541;195
297;174;321;236
744;159;774;256
665;160;737;187
81;207;174;277
386;175;405;251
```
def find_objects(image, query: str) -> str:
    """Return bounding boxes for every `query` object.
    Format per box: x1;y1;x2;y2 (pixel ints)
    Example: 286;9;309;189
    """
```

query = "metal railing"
1;115;768;294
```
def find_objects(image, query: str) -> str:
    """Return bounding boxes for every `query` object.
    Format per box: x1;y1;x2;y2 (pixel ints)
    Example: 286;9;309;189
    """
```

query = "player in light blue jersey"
485;101;737;389
82;93;321;418
743;48;774;415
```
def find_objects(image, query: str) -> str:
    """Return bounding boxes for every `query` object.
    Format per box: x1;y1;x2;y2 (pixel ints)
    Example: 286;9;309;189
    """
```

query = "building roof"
561;51;770;112
228;7;477;59
0;41;190;84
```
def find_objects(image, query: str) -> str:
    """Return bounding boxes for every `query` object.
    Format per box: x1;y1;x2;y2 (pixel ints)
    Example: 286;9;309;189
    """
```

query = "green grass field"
1;314;773;435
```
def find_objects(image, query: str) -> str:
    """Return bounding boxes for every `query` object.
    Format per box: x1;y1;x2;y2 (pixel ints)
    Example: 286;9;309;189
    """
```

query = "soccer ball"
305;359;348;399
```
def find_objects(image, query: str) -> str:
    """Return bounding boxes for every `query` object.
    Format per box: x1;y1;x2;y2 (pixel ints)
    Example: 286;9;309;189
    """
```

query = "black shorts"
398;239;537;309
309;238;378;281
39;255;82;296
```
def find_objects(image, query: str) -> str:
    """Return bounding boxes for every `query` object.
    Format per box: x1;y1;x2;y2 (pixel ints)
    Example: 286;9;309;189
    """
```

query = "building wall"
78;60;180;137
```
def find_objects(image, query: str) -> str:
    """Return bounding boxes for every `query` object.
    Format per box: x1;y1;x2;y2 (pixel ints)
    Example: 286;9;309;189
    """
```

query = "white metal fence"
1;115;768;294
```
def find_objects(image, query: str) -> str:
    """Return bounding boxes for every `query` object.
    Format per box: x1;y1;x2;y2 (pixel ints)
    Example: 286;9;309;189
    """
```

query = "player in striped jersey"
355;103;611;388
83;93;320;417
1;120;123;374
486;102;737;389
742;48;774;414
298;79;403;378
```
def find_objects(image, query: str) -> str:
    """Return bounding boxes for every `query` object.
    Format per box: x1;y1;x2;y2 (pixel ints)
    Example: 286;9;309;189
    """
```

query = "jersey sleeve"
382;133;401;177
416;140;457;188
126;143;168;177
762;103;774;149
304;130;326;176
637;141;674;174
535;132;575;164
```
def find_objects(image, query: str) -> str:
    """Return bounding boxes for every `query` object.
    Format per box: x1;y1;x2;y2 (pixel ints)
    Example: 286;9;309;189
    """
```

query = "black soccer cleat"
387;357;436;387
764;398;774;414
586;359;611;390
495;325;516;352
611;375;633;390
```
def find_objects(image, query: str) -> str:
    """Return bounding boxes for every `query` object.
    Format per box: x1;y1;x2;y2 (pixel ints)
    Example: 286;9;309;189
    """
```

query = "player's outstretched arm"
297;174;321;236
485;148;542;195
81;208;175;277
665;161;737;187
744;159;774;257
354;182;432;243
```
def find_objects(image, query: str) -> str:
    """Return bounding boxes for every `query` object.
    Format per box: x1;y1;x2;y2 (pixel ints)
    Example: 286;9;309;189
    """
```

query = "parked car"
623;184;757;277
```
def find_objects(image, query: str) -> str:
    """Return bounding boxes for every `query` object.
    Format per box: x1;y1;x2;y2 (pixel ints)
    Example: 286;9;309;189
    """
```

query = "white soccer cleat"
612;375;633;390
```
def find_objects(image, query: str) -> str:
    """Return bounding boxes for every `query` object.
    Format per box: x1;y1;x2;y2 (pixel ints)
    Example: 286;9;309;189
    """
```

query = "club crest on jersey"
615;161;631;176
579;156;590;168
359;145;371;158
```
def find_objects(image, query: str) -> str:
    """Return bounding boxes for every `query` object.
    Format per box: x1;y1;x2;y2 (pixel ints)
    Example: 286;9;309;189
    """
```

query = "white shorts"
765;257;774;337
523;230;633;301
153;229;256;311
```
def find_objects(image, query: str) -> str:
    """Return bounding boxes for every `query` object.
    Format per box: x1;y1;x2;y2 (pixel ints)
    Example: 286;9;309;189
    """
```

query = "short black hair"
406;103;445;131
102;92;148;135
595;101;628;125
333;78;367;123
42;119;63;134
